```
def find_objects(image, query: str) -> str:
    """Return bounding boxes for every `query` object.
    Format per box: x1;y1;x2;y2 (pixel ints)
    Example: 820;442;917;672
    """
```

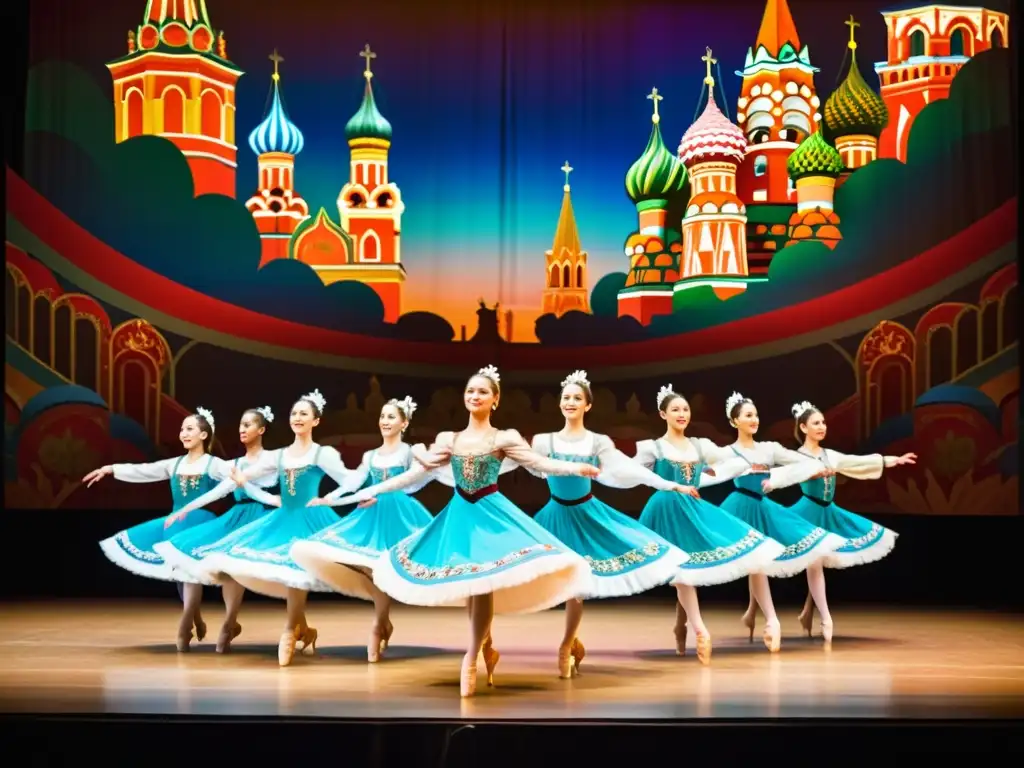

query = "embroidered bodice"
278;446;327;509
451;431;504;493
367;447;414;485
634;437;751;489
169;455;219;511
798;450;836;503
729;441;821;497
652;439;706;487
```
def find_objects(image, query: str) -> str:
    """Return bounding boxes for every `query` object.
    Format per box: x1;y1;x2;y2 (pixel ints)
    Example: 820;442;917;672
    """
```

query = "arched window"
949;28;965;56
753;156;767;176
991;28;1004;48
909;30;925;57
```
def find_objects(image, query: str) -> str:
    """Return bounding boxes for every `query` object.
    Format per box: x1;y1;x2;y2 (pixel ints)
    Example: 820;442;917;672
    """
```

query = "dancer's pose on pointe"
322;365;598;697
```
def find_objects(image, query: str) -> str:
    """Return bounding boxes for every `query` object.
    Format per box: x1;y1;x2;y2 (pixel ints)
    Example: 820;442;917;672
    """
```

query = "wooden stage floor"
1;600;1022;721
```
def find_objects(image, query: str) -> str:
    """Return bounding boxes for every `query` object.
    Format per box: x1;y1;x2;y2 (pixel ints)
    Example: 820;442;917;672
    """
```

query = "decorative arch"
52;294;112;398
562;263;571;288
359;228;382;262
109;319;171;441
340;182;371;208
576;263;584;289
199;88;223;141
548;264;560;288
160;84;187;134
124;87;145;139
908;27;927;57
947;24;974;57
856;320;915;438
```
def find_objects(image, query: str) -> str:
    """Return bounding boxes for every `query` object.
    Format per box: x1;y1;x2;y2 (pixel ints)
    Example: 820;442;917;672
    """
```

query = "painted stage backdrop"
5;0;1017;515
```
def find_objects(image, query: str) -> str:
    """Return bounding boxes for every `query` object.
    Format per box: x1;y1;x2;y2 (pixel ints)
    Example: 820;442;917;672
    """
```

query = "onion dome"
249;55;304;156
626;88;687;204
345;46;392;144
787;131;844;179
678;89;747;167
823;24;889;139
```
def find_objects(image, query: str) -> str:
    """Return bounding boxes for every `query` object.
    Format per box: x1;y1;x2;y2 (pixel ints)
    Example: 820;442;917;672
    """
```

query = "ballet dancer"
321;365;599;697
633;386;786;664
528;371;692;679
153;407;280;652
758;400;915;643
719;392;846;652
293;396;436;662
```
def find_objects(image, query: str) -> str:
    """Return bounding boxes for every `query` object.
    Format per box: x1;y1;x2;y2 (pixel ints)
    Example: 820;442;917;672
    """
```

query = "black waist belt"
734;487;763;500
456;484;498;503
551;492;594;506
801;493;830;507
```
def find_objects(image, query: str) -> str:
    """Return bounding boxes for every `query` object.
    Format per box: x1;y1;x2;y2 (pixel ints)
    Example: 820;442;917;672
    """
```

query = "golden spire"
561;161;573;191
845;15;860;51
360;43;376;81
269;49;283;82
647;86;663;124
702;47;717;87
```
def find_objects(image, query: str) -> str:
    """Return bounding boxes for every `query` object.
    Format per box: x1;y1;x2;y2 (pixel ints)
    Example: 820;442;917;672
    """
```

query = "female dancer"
633;386;787;664
760;400;915;643
719;391;846;652
153;406;280;652
175;389;354;666
291;396;435;662
528;371;692;679
84;408;229;651
321;365;599;697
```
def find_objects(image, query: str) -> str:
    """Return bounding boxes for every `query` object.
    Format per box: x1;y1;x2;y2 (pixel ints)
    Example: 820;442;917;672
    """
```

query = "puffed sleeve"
768;441;812;466
313;446;354;489
324;451;372;502
593;434;676;490
521;433;553;478
237;448;280;483
321;464;434;507
697;438;741;465
497;429;587;477
826;449;886;480
632;439;659;470
766;459;828;490
110;457;178;483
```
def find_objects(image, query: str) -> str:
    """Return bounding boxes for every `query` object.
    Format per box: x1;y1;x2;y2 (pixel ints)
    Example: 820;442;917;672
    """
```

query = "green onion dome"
625;114;687;204
824;51;889;139
345;79;392;143
787;131;845;179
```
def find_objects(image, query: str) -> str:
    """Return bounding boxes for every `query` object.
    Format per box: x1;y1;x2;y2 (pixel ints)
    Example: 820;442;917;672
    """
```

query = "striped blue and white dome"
249;77;304;156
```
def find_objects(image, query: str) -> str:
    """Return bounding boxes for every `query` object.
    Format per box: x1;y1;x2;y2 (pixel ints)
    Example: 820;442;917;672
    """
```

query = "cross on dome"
702;47;717;87
845;15;860;51
269;48;283;81
647;86;663;124
561;161;573;190
360;43;376;81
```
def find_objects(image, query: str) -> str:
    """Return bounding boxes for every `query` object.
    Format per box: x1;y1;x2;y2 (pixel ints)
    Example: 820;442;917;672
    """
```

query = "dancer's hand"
761;478;773;493
415;449;450;469
306;497;328;507
230;466;247;487
750;463;771;473
578;464;601;478
82;466;112;488
356;498;378;509
164;511;187;528
672;484;700;499
894;452;917;466
811;468;837;480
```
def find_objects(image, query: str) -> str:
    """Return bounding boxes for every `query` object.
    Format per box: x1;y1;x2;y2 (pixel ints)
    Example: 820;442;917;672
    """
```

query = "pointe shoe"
570;638;585;675
674;624;688;656
798;608;814;637
381;621;394;653
278;625;300;667
216;622;242;654
368;623;389;663
820;620;834;646
741;610;756;643
176;629;193;653
763;620;781;653
298;627;318;656
460;652;479;698
482;644;500;687
695;632;712;665
194;619;207;643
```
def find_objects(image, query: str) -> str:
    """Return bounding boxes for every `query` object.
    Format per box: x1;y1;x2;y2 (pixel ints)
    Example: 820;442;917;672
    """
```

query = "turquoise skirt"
638;490;785;586
197;506;342;598
789;496;898;569
534;495;687;598
720;490;847;577
372;489;591;614
153;501;273;585
291;492;434;600
99;510;216;583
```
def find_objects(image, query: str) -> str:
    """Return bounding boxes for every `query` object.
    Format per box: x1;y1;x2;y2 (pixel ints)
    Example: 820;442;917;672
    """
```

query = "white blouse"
170;452;282;516
528;431;677;491
633;437;754;488
767;448;894;490
727;441;826;489
322;443;434;503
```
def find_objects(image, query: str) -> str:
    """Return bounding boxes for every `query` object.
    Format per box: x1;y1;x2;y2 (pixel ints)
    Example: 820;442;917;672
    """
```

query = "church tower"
873;4;1009;162
617;87;688;325
676;49;752;303
335;45;406;322
245;51;310;267
824;16;889;175
735;0;820;206
542;162;590;317
107;1;243;198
